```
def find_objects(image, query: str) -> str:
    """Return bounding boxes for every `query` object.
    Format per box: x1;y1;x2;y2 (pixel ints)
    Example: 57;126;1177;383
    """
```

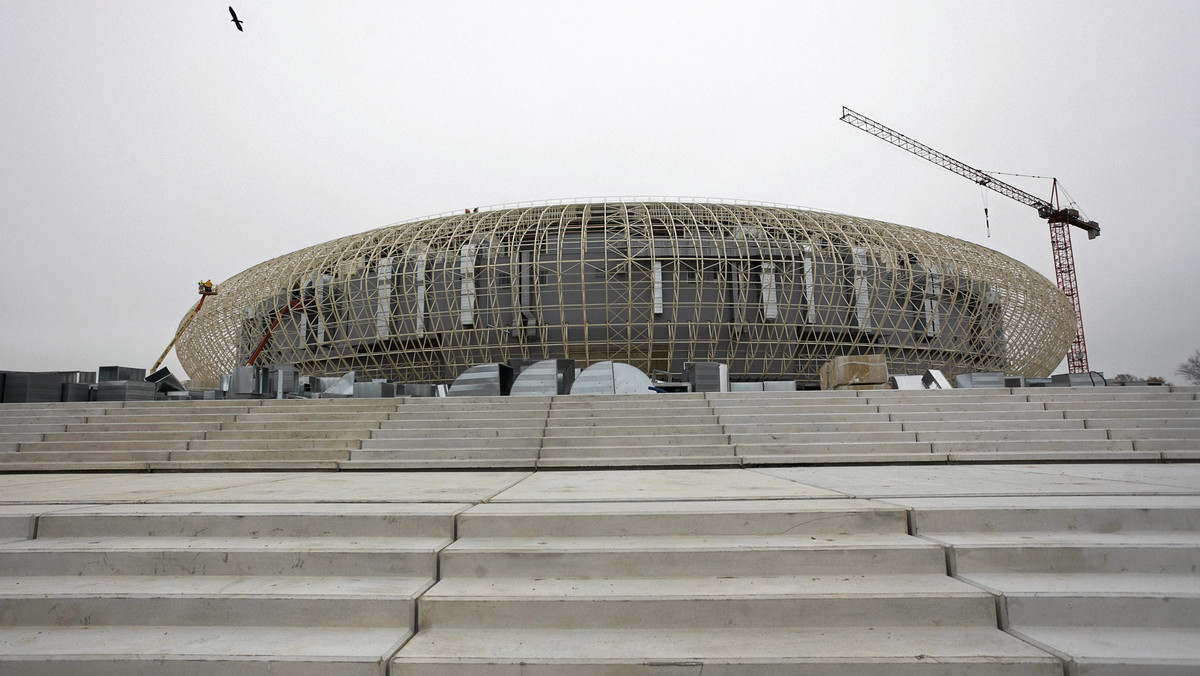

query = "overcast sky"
2;1;1198;383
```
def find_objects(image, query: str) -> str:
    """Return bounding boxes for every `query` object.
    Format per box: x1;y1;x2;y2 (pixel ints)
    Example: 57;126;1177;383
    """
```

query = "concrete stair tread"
392;626;1059;664
536;456;743;468
427;574;989;598
456;499;907;536
922;532;1200;546
18;440;189;451
731;431;916;443
902;419;1086;431
958;572;1200;596
34;502;463;537
539;445;735;457
719;413;893;423
1006;626;1200;667
0;535;449;552
0;574;431;598
930;440;1134;451
0;625;410;665
445;532;936;552
734;441;933;454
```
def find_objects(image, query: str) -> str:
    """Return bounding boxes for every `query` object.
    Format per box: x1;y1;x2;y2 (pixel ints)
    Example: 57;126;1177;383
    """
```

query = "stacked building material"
820;354;890;391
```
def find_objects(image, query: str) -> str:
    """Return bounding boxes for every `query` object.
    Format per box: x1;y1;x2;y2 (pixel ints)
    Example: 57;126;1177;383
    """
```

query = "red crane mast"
840;107;1099;373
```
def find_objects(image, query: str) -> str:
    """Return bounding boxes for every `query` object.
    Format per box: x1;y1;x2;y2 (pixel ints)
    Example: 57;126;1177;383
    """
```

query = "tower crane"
840;107;1100;373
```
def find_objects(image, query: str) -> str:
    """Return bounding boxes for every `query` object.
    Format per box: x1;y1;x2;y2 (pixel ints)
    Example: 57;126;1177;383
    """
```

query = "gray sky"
2;1;1197;382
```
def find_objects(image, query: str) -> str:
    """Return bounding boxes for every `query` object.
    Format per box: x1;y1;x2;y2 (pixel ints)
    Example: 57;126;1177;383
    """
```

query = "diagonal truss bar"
840;107;1052;211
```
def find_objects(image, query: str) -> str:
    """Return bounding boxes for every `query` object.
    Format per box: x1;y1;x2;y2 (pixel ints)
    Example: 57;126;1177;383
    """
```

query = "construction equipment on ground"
150;283;218;373
840;106;1099;373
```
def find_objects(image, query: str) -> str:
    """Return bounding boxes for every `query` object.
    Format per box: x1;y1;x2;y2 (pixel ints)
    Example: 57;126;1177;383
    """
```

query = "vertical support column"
852;245;871;330
924;264;942;337
760;261;777;321
413;253;427;338
803;245;816;325
376;257;393;338
652;260;664;315
459;243;477;327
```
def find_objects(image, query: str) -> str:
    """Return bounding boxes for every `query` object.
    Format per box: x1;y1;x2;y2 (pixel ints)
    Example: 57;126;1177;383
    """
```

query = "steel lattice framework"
175;200;1075;388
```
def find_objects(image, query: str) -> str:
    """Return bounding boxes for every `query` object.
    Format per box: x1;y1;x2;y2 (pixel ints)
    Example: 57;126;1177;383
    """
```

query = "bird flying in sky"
229;6;243;32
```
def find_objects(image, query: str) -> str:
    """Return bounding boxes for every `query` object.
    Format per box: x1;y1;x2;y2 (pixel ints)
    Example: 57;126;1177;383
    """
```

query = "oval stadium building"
176;200;1075;388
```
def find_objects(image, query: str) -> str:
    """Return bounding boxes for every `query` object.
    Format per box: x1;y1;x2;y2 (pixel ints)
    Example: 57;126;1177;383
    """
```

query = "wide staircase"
1;387;1198;674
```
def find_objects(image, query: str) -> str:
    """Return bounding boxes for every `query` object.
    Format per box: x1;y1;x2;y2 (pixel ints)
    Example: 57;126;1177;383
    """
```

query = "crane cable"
980;184;990;238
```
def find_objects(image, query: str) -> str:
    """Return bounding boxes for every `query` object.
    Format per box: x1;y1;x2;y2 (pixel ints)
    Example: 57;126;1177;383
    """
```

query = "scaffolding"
175;200;1076;388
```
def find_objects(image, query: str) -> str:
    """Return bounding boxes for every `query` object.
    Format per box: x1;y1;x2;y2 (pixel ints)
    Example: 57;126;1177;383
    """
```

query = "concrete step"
734;441;935;457
1135;440;1200;455
864;394;1033;405
361;438;538;451
42;431;205;442
543;423;722;437
719;412;893;424
710;404;878;415
0;415;89;425
455;499;909;537
722;421;903;434
1049;401;1200;412
945;538;1200;575
1085;417;1200;429
84;413;241;424
391;626;1060;675
186;439;361;451
916;429;1112;443
169;449;351;462
546;408;715;420
876;402;1050;414
1004;592;1200;629
539;433;729;448
33;503;463;538
550;398;710;410
440;533;946;578
351;449;539;462
380;417;545;429
901;496;1200;534
202;429;371;441
99;407;251;417
0;432;49;443
223;414;387;425
730;431;917;444
399;403;550;414
417;574;996;629
217;420;383;432
1025;391;1197;402
17;440;188;452
706;390;858;401
371;427;542;440
247;404;400;414
887;411;1067;423
1;450;170;463
928;439;1135;454
0;460;154;472
537;455;743;468
538;445;736;459
62;422;222;433
0;536;446;576
1003;626;1200;676
0;574;429;627
0;625;410;676
1109;427;1200;440
900;419;1086;432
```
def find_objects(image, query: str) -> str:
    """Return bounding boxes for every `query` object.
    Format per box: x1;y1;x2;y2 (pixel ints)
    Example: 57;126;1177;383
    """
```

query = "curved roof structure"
176;200;1074;387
